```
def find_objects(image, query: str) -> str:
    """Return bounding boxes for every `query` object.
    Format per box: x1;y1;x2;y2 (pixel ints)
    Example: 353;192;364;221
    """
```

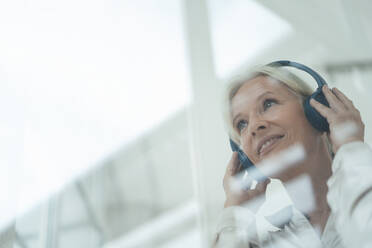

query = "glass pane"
2;0;372;247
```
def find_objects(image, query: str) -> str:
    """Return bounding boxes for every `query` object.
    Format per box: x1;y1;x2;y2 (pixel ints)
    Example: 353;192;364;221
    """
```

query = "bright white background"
0;0;190;223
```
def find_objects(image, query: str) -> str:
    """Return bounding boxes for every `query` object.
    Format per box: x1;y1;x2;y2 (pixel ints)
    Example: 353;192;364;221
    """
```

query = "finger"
226;152;240;176
322;85;346;112
236;163;243;174
332;87;356;110
255;178;270;193
310;98;335;121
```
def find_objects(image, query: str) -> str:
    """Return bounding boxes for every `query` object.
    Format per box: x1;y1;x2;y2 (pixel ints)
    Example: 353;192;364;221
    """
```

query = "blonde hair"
223;64;314;146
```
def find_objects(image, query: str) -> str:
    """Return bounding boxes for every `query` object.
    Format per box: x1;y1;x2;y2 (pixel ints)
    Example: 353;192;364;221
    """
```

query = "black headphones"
267;60;330;132
229;60;330;178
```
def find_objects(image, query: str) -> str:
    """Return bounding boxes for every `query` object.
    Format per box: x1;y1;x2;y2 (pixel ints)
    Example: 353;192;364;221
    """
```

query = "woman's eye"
237;120;248;132
263;99;277;111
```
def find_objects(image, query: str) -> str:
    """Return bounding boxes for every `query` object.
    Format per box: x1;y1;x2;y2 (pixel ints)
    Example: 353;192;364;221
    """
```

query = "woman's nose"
250;120;268;137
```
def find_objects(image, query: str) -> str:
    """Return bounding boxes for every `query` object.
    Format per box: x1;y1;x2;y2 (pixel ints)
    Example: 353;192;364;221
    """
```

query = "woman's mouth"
257;135;285;157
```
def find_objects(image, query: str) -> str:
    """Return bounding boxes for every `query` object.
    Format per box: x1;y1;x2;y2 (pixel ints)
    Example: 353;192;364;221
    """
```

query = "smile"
257;135;284;156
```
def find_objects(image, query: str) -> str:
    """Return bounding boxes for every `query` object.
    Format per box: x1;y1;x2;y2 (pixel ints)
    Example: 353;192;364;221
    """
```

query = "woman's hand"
223;152;269;211
310;85;365;154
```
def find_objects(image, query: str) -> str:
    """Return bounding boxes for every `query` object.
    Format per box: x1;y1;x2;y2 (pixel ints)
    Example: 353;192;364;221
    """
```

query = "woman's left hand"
310;85;365;154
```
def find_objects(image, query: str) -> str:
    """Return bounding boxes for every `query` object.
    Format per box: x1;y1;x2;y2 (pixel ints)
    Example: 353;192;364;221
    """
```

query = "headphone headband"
267;60;327;88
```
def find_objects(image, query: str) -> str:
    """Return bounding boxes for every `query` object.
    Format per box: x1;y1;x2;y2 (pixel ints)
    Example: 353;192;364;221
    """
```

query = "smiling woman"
214;63;372;248
230;75;322;163
225;65;312;147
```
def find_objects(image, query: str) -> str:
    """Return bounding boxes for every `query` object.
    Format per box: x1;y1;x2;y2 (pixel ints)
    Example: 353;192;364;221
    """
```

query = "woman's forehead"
230;76;297;116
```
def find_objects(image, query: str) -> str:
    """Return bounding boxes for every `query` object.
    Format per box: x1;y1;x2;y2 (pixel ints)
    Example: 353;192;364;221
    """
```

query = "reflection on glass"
12;110;197;247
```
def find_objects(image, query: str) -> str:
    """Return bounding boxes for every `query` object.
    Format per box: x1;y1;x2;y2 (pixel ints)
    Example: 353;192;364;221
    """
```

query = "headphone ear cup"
303;89;330;132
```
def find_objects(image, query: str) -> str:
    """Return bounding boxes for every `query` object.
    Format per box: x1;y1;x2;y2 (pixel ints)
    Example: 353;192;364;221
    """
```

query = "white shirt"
214;142;372;248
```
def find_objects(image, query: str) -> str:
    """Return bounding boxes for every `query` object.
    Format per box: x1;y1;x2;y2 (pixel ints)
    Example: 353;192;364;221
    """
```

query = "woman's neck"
305;138;333;233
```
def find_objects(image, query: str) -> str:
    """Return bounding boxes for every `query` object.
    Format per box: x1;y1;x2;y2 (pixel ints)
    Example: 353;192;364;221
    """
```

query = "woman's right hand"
223;152;269;211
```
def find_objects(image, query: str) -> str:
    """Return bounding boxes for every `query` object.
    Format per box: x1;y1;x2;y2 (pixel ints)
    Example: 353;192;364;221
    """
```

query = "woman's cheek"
242;144;256;162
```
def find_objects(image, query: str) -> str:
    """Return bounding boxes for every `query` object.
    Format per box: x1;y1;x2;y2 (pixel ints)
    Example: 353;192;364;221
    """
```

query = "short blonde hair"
223;65;313;146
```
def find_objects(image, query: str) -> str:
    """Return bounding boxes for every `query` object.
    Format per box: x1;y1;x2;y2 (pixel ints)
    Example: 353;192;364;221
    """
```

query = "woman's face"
231;75;320;165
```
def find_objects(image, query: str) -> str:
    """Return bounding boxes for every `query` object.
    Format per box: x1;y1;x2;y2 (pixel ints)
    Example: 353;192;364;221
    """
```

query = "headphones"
267;60;330;132
229;60;330;178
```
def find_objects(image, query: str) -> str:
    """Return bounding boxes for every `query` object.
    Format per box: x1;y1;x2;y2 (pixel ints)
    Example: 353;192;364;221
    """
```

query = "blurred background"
0;0;371;247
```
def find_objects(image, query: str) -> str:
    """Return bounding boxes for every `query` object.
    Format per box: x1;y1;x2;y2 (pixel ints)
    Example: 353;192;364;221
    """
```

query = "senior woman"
213;63;372;248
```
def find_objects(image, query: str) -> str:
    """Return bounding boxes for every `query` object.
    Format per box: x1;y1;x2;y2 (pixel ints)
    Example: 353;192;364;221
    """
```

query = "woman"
214;64;372;247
